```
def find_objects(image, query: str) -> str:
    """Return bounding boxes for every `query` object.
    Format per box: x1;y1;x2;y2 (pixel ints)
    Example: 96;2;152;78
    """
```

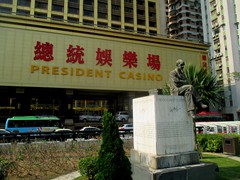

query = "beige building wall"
0;20;209;91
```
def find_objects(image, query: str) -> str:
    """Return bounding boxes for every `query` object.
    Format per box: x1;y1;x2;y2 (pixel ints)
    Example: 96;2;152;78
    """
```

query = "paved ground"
52;152;240;180
51;171;80;180
203;152;240;162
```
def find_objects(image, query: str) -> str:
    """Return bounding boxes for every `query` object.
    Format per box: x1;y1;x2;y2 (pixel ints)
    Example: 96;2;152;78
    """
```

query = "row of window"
0;2;157;25
0;0;156;13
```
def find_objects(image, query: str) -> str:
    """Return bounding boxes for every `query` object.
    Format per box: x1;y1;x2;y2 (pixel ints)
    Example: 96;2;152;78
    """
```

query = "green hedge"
78;156;98;180
197;134;240;153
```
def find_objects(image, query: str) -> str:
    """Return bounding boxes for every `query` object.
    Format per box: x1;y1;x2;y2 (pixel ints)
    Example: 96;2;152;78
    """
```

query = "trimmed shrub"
197;134;240;153
95;111;132;180
78;156;98;180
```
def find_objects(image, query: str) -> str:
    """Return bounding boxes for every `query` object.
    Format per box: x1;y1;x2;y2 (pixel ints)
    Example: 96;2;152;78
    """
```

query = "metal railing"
0;130;133;143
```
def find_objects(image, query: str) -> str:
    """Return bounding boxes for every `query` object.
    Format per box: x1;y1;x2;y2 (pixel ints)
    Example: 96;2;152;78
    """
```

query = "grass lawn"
201;153;240;180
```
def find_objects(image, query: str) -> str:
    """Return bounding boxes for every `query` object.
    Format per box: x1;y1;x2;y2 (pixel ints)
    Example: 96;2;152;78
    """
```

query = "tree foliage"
95;111;132;180
163;65;223;109
184;65;223;108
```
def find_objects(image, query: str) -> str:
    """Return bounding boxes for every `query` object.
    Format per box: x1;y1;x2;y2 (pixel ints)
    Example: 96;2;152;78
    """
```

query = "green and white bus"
5;116;61;133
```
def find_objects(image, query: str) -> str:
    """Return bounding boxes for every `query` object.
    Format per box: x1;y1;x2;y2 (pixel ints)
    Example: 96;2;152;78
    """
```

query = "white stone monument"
130;93;217;180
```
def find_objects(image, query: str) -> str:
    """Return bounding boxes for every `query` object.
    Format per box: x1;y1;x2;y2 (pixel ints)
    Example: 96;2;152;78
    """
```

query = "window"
68;7;79;14
51;15;63;21
69;0;79;3
34;12;47;19
83;20;93;26
83;0;93;5
112;15;120;21
125;17;133;23
137;28;145;34
149;21;156;27
149;2;155;9
68;17;79;23
83;10;93;17
0;0;12;4
17;0;30;7
52;0;64;12
137;19;145;25
97;22;108;28
229;95;233;106
35;1;48;10
16;9;30;16
98;12;107;19
125;7;132;13
125;26;134;32
52;5;63;12
111;24;121;30
68;0;79;14
0;7;11;13
149;30;157;36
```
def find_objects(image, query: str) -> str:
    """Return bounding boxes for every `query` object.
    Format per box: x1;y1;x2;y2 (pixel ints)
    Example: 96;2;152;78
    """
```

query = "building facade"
165;0;204;42
201;0;240;120
0;0;209;128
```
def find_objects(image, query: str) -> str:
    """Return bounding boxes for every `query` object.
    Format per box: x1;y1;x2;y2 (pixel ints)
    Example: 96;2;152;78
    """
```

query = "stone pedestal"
131;95;217;180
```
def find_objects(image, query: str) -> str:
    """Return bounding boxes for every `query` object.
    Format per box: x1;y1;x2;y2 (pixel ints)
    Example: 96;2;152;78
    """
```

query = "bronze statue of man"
169;59;207;118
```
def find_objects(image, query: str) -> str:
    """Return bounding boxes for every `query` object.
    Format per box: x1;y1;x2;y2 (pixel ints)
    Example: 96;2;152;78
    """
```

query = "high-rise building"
165;0;204;42
202;0;240;120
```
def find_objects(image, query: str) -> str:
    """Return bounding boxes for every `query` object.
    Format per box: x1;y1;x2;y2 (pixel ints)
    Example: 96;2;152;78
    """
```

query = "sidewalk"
51;171;80;180
203;152;240;162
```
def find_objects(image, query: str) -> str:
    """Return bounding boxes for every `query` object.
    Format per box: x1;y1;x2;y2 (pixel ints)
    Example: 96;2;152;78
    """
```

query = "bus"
5;116;61;133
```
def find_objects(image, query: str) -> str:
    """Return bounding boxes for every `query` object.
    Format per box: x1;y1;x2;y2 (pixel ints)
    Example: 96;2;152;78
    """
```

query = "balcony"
168;21;178;27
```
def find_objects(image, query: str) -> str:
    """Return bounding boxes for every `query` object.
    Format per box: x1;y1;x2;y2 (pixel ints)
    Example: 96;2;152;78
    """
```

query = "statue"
169;59;207;118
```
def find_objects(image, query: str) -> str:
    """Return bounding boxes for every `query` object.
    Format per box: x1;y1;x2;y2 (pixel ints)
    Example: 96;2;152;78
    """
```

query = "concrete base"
131;160;218;180
131;95;218;179
130;149;199;169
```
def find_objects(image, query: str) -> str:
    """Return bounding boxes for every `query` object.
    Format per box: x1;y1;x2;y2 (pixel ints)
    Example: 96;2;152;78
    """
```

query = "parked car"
0;129;21;142
119;124;133;133
0;129;11;135
115;111;129;122
79;112;102;122
79;126;101;139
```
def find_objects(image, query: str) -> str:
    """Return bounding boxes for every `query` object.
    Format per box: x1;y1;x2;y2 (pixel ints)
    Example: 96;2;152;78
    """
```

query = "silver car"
115;111;129;122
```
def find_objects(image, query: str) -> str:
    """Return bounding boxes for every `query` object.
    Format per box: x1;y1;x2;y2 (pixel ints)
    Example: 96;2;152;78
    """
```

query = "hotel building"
0;0;209;128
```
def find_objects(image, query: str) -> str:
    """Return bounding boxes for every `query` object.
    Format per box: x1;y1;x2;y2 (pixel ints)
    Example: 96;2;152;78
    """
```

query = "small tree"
95;111;132;180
